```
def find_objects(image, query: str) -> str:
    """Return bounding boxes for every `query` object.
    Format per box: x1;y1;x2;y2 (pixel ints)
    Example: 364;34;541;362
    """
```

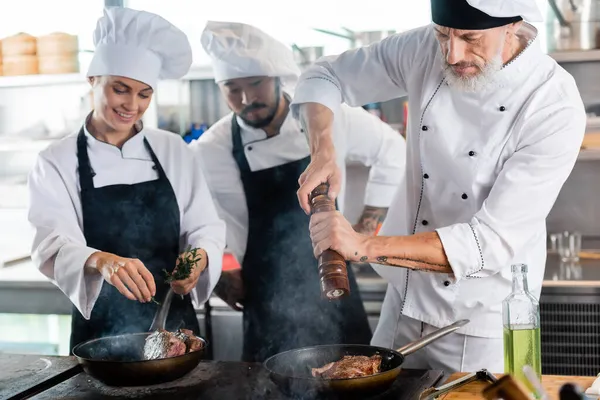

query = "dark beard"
238;82;281;128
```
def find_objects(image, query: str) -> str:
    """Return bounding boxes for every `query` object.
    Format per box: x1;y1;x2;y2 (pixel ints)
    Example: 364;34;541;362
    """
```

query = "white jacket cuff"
436;223;484;282
192;240;223;306
364;181;399;208
290;75;342;120
54;243;102;319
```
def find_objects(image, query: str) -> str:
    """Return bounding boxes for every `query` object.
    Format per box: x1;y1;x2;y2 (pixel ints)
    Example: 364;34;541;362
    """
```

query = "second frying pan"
264;319;469;399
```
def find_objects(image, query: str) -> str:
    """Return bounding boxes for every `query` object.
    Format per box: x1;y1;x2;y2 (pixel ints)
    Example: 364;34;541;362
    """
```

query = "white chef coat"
28;125;226;319
190;101;406;264
291;23;587;338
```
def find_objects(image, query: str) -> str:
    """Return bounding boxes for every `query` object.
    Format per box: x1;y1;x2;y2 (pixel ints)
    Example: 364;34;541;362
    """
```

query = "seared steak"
143;329;204;360
311;355;382;379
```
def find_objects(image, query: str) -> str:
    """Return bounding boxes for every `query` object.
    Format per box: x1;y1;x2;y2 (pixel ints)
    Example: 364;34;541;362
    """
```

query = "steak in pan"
311;355;382;379
143;329;204;360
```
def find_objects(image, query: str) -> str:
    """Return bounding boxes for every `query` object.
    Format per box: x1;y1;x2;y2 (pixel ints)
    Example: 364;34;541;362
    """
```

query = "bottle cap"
511;264;528;273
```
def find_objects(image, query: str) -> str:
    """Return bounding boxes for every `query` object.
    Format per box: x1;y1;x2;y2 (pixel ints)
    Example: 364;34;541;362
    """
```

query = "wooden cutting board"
0;353;81;400
439;373;595;400
582;133;600;149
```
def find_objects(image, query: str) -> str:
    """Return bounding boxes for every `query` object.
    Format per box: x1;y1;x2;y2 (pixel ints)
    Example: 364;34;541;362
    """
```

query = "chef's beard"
238;82;282;129
442;53;503;92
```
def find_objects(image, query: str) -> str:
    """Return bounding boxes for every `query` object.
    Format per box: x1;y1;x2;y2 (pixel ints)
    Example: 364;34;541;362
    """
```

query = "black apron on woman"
231;115;372;362
70;128;199;350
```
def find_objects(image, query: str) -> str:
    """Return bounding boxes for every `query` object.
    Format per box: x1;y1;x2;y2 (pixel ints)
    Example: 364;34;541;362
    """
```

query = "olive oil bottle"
503;264;542;394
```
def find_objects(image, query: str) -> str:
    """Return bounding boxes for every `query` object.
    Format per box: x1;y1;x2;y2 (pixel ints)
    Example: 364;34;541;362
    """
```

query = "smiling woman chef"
291;0;586;374
27;7;225;350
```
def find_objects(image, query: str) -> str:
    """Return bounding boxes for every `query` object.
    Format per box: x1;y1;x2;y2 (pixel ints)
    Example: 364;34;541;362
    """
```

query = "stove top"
2;353;443;400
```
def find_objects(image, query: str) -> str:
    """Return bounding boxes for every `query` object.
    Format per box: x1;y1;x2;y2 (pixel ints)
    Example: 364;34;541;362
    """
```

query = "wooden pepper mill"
309;182;350;300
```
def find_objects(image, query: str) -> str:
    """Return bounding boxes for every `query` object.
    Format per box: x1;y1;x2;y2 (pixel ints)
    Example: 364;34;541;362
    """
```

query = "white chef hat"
431;0;543;30
87;7;192;89
200;21;301;85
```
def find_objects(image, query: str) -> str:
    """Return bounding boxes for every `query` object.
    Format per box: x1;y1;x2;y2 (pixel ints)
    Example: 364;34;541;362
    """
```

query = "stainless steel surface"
396;319;469;356
419;370;498;400
547;0;600;51
149;288;174;331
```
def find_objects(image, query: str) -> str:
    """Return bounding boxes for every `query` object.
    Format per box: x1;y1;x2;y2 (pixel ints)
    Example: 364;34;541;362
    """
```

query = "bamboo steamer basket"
1;33;36;56
36;32;78;56
38;54;79;74
2;55;38;76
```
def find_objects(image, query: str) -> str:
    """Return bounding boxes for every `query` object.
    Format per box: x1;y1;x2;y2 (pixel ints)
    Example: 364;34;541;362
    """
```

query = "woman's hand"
170;248;208;295
87;252;156;302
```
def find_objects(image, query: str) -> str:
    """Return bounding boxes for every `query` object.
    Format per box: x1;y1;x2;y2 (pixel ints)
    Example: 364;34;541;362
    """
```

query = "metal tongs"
149;288;175;331
420;369;498;400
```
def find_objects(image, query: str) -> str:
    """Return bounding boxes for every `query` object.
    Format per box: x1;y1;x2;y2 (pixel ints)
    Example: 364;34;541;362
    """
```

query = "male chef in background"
193;21;407;362
291;0;586;374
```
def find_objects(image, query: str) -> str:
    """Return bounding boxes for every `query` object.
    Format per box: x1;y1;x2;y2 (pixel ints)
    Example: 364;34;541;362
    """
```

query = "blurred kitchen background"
1;0;600;375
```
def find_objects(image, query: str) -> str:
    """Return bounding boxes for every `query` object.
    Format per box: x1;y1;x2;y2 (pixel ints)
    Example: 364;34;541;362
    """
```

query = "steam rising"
241;208;372;362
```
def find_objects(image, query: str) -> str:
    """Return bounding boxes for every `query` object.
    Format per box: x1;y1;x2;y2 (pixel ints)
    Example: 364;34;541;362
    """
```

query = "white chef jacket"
290;23;587;337
28;125;226;319
190;101;406;264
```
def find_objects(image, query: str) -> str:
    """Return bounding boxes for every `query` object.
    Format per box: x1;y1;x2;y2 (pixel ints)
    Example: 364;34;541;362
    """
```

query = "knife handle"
309;183;350;300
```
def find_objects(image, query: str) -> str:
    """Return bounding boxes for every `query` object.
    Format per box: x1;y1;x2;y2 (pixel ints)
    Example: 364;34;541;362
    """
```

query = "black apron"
231;116;372;362
70;128;199;350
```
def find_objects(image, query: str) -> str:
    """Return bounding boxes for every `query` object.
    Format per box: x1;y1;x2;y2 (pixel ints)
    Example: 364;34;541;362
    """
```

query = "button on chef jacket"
28;126;226;319
191;99;406;265
290;22;587;338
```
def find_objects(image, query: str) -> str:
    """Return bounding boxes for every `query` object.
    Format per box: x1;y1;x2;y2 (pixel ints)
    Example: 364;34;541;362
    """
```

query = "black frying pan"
264;319;469;399
71;288;207;386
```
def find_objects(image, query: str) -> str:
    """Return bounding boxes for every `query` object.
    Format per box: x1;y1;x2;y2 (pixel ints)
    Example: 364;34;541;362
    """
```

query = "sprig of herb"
163;245;202;283
150;296;161;305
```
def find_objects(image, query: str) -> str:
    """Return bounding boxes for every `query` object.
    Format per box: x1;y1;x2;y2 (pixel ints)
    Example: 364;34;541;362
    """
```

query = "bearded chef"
193;21;407;362
291;0;586;374
27;7;226;350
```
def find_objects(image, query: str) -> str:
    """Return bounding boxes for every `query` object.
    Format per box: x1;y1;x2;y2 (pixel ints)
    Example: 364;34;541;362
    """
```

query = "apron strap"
76;128;95;191
230;114;252;174
143;137;168;180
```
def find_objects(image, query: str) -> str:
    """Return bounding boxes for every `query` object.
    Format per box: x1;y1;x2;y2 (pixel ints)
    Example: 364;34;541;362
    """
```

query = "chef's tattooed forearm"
373;256;452;273
354;206;388;236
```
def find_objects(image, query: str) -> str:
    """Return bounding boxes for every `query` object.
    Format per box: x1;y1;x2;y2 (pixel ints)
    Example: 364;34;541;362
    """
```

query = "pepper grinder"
309;183;350;299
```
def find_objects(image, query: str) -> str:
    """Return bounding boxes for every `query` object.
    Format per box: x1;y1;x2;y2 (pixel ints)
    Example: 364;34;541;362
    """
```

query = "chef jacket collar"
492;22;541;85
83;116;151;161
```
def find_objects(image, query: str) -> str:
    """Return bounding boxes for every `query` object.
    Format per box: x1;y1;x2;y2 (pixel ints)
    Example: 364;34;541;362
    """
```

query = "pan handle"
396;319;469;357
149;288;175;331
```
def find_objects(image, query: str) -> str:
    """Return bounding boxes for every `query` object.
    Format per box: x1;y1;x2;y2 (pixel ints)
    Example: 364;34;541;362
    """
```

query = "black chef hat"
431;0;523;30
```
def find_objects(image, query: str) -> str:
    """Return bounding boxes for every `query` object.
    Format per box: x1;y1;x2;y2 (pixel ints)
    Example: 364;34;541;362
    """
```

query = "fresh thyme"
163;246;202;283
149;246;202;306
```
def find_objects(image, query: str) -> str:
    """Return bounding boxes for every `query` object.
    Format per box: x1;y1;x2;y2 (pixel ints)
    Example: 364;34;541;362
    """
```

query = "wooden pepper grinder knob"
309;183;350;300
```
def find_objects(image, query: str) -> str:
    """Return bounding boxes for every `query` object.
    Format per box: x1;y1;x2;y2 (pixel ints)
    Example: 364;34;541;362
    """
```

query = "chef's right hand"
213;269;245;311
297;148;341;215
86;252;156;303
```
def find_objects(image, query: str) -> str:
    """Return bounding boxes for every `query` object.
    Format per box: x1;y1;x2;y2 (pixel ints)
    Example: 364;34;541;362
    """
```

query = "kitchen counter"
0;353;444;400
438;372;596;400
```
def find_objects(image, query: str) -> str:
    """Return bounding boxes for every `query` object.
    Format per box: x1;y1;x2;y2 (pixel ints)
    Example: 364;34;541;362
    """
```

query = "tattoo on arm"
355;206;388;235
373;255;452;273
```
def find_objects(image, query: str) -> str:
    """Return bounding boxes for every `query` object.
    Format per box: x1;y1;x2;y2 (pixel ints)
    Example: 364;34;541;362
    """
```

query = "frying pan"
264;319;469;399
72;289;208;386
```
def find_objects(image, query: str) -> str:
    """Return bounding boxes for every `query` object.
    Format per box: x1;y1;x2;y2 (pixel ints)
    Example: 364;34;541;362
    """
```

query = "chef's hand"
213;269;245;311
310;211;369;261
87;252;156;303
170;248;208;296
297;149;341;215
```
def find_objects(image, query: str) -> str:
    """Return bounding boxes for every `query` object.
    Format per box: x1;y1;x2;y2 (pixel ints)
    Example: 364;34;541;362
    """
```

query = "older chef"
291;0;586;373
194;21;406;362
28;7;225;350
